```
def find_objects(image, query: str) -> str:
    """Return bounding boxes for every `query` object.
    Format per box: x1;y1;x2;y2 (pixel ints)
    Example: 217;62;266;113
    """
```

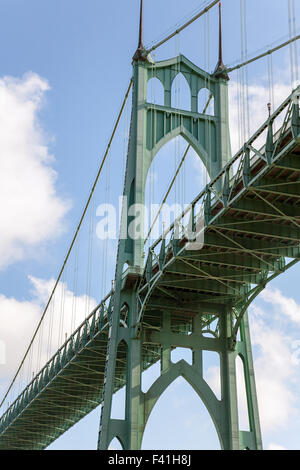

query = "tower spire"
214;2;229;80
138;0;143;49
133;0;147;62
218;2;223;66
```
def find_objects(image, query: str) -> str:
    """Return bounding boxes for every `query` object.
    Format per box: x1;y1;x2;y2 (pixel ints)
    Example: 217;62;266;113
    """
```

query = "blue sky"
1;0;300;450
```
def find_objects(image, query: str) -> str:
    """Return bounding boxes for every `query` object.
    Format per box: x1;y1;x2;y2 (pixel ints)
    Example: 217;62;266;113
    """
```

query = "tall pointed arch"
142;360;223;448
142;376;221;449
171;72;191;111
147;77;164;106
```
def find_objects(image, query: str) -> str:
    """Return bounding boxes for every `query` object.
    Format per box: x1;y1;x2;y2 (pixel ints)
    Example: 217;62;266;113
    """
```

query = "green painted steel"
94;45;299;449
1;17;300;450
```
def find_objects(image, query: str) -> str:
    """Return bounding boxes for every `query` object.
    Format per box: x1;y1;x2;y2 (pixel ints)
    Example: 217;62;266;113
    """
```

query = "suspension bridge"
1;0;300;450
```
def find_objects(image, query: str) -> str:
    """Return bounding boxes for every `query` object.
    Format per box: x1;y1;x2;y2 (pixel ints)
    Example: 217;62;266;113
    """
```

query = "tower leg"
210;307;262;450
237;311;263;450
97;284;127;450
97;290;145;450
219;310;240;450
125;335;144;449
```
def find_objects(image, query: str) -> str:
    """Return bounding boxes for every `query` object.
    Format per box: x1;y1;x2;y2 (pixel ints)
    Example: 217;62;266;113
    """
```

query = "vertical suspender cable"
207;9;212;183
288;0;295;89
292;0;299;84
204;13;208;186
71;235;79;333
243;0;250;139
240;0;246;145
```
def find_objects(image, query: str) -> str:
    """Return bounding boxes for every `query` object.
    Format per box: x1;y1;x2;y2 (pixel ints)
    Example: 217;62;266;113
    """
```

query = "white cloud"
228;80;292;155
260;286;300;325
205;365;221;401
0;72;70;269
247;287;300;435
267;443;287;450
0;275;97;408
0;292;41;387
249;310;297;432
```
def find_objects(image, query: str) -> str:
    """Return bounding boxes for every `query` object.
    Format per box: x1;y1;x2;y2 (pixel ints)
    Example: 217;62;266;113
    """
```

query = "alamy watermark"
95;197;205;251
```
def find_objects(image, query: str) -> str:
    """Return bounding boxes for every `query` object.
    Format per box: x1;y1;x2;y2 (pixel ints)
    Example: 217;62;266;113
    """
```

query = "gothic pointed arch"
108;436;124;450
198;88;215;115
171;72;191;111
142;359;223;448
147;77;164;106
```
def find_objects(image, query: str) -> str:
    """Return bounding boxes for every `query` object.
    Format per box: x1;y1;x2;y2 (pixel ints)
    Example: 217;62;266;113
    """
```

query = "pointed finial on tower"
218;2;223;67
214;2;229;80
138;0;144;49
133;0;148;62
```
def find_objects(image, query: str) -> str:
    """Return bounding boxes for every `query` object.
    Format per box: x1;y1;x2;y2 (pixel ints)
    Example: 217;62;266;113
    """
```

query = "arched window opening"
108;437;123;450
171;73;191;111
236;355;250;431
171;347;193;365
202;351;221;400
142;377;221;449
198;88;214;115
147;77;164;106
111;340;127;420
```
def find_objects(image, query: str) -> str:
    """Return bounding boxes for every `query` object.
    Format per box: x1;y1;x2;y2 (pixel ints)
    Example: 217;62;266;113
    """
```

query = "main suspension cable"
292;0;299;83
145;0;219;55
225;32;300;74
289;0;295;88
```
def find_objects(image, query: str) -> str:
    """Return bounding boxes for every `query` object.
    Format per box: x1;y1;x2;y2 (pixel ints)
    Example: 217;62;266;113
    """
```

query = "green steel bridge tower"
98;2;261;451
1;0;300;450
